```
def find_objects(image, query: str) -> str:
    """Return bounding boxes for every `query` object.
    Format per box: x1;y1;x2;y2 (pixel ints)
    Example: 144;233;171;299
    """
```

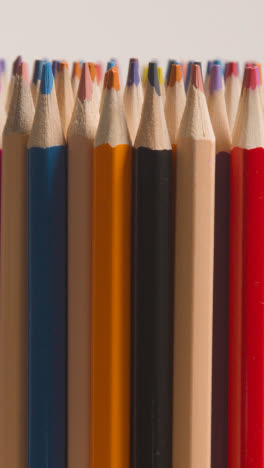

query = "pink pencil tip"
243;66;258;91
78;63;93;101
190;63;204;92
17;62;29;83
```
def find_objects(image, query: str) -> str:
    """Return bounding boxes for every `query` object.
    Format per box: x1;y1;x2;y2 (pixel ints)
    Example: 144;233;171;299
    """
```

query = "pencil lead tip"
33;60;43;84
225;62;239;79
59;61;69;72
40;62;54;95
78;62;92;101
157;67;164;85
126;58;140;87
185;61;194;91
88;63;98;83
17;62;29;83
95;63;102;82
190;63;204;92
209;65;222;95
13;55;22;76
147;62;160;96
107;60;116;71
253;62;263;86
106;67;120;91
168;64;182;86
166;59;176;84
243;66;259;91
52;60;60;77
72;61;82;79
206;60;213;76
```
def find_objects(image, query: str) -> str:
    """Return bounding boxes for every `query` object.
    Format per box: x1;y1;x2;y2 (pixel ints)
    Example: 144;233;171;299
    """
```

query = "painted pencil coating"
27;62;66;468
0;67;34;468
228;66;264;468
132;62;173;468
91;67;131;468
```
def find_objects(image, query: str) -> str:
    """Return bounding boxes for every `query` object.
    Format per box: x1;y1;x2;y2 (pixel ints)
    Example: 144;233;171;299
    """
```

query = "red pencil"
229;65;264;468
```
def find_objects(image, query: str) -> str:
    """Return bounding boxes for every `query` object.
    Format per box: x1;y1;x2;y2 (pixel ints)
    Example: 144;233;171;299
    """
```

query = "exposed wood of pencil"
173;63;215;468
0;63;34;468
56;61;74;137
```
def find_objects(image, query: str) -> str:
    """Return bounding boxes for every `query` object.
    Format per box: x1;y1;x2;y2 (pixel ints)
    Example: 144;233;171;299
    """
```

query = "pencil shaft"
0;138;27;468
27;146;67;468
229;147;264;468
91;143;132;468
68;135;92;468
211;151;230;468
132;147;173;468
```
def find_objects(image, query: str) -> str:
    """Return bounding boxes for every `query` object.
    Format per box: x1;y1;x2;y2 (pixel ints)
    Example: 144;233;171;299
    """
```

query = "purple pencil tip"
209;65;222;95
126;58;140;87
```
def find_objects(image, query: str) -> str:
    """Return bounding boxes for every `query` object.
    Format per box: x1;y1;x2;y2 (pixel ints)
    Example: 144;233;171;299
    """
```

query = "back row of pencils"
0;55;262;468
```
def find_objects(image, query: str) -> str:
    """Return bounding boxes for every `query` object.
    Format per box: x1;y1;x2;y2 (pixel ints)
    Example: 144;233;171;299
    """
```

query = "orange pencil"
91;67;132;468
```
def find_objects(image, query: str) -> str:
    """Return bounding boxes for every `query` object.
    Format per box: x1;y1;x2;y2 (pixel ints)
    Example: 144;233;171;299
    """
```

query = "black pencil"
132;61;173;468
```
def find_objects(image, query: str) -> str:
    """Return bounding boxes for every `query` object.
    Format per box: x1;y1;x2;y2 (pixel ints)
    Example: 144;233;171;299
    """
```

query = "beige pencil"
0;62;34;468
56;61;74;137
123;58;143;144
67;62;99;468
173;63;215;468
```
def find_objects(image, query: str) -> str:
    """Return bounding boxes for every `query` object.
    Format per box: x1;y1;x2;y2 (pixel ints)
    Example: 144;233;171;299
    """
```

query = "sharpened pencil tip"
126;58;140;87
107;60;116;71
88;63;98;83
95;63;102;83
148;62;160;96
190;63;204;92
78;63;93;101
33;60;43;84
166;59;176;84
243;66;259;91
254;62;263;86
225;62;239;79
52;60;60;77
209;65;222;95
40;62;54;95
59;61;69;71
13;55;22;76
206;60;213;76
168;64;182;86
106;67;120;91
72;62;82;80
157;67;164;85
17;62;29;83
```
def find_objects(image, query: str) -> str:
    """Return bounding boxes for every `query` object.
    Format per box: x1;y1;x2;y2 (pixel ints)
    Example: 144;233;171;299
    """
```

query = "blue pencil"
27;61;67;468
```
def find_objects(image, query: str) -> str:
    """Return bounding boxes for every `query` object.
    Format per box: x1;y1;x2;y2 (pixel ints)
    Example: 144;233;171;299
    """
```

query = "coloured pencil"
31;59;43;105
157;66;166;104
123;58;143;143
88;62;101;110
225;62;241;133
185;60;194;91
228;65;264;468
205;60;213;97
67;63;99;468
165;59;177;86
173;63;215;468
99;69;110;113
56;61;74;137
6;55;22;111
0;62;34;468
132;62;173;468
95;62;103;89
71;61;82;98
142;64;148;92
207;64;231;468
27;62;66;468
254;62;264;109
91;67;132;468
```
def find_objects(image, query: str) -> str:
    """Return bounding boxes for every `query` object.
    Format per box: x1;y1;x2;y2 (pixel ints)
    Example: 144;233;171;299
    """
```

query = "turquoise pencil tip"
107;60;116;71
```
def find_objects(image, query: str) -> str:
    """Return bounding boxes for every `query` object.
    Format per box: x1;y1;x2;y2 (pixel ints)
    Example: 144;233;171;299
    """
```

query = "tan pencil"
56;61;74;137
67;62;99;468
0;62;34;468
173;63;215;468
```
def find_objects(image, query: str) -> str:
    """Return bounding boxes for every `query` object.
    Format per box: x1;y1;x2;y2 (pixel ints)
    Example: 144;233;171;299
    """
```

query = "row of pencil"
0;55;261;468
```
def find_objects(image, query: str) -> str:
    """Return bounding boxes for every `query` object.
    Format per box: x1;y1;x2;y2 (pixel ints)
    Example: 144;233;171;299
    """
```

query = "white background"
1;0;264;78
